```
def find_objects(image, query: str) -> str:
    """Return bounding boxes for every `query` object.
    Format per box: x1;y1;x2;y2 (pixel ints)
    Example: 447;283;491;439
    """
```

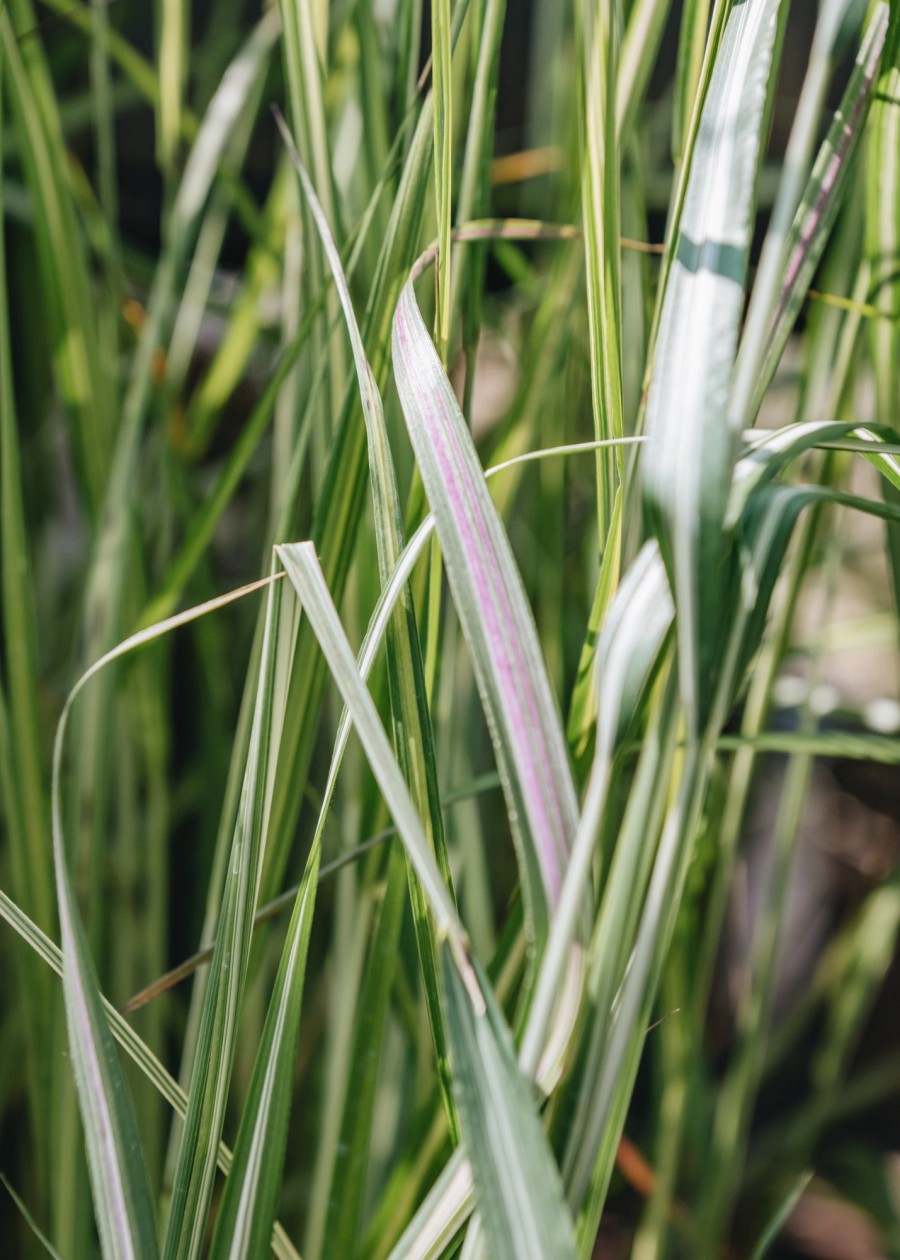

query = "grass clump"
1;1;899;1256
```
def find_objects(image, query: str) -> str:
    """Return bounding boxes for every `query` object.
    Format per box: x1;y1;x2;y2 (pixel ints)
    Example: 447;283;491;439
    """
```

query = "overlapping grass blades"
277;541;578;1260
3;0;899;1255
162;572;291;1260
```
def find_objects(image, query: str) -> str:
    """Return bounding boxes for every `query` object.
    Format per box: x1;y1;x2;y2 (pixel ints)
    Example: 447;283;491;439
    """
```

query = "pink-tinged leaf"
392;252;579;951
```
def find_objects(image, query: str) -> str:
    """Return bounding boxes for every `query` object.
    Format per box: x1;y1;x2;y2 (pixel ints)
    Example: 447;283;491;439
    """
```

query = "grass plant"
1;0;899;1256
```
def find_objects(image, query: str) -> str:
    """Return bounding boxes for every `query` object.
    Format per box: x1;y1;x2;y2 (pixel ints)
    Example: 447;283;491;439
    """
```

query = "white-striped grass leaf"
162;572;293;1260
617;0;674;143
731;0;860;427
385;517;671;1260
865;3;900;613
519;542;673;1080
730;421;900;522
717;729;900;764
559;675;680;1214
276;543;462;938
0;884;301;1260
567;489;623;770
579;0;624;537
255;59;441;915
392;251;580;952
431;0;453;360
671;0;710;164
559;471;900;1227
571;739;705;1241
749;4;890;419
641;0;784;734
441;949;577;1260
866;1;899;427
276;119;459;1228
276;542;577;1260
207;836;321;1260
276;0;346;463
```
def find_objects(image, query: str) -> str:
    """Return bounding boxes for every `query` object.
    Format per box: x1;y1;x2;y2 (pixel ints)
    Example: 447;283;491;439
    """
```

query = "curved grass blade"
162;571;293;1260
0;1174;62;1260
276;541;578;1260
51;718;160;1259
641;0;785;734
392;248;580;955
275;115;460;1242
0;885;301;1260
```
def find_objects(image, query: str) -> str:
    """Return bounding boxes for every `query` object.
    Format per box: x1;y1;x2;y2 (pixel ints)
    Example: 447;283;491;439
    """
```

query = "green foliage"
1;1;898;1257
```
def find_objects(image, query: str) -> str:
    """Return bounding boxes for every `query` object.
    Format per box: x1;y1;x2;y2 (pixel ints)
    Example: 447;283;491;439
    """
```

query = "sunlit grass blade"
641;0;785;734
579;0;624;538
393;246;580;955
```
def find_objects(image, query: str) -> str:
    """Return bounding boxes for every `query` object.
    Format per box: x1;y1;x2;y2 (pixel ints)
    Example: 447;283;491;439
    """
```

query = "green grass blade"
441;949;577;1260
579;0;624;538
162;572;293;1260
0;1;111;517
0;1174;63;1260
277;541;577;1260
431;0;453;360
207;837;321;1260
276;116;460;1222
641;0;785;734
0;887;300;1260
157;0;187;176
750;4;890;419
393;248;580;955
51;727;159;1258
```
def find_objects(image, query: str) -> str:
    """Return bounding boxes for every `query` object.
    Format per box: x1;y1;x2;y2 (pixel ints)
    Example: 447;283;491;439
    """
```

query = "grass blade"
277;541;578;1260
750;4;890;418
393;248;580;955
641;0;785;734
162;572;293;1260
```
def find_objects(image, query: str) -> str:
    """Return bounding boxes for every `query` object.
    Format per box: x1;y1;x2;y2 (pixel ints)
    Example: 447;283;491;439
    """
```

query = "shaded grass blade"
161;570;292;1260
750;4;890;418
